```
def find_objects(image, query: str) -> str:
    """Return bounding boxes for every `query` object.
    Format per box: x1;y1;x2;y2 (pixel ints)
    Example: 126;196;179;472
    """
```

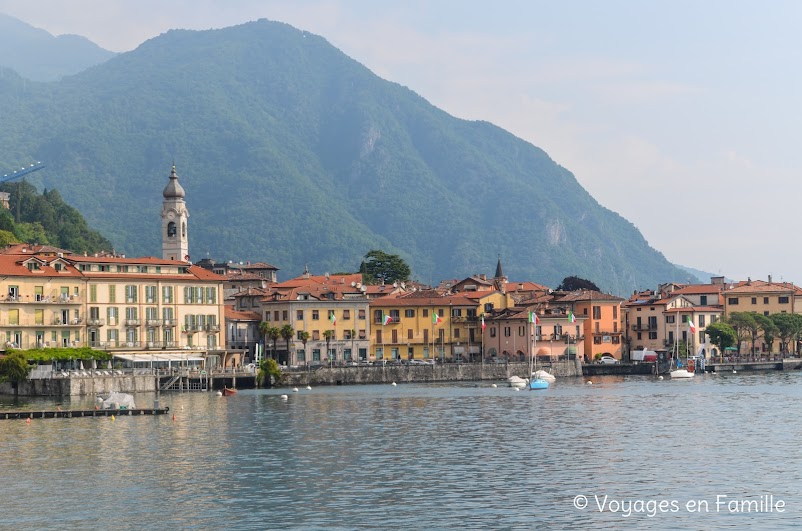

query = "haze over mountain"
0;18;696;294
0;14;115;81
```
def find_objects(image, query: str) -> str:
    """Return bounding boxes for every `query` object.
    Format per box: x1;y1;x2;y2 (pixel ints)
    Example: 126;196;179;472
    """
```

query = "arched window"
167;221;176;237
182;222;186;237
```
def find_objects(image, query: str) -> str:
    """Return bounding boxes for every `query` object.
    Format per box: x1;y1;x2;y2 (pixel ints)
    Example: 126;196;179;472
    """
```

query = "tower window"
167;222;177;237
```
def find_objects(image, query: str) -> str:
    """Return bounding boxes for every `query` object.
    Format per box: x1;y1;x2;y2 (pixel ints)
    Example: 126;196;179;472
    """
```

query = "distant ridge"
0;13;116;81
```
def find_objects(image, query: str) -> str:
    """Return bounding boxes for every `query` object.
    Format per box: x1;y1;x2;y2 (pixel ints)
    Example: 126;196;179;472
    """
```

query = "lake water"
1;372;801;530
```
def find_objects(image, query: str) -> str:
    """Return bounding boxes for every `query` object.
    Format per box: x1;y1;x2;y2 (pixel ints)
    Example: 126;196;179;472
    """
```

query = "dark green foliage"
705;322;737;354
9;347;111;362
0;181;112;253
556;276;600;292
0;20;693;295
359;250;411;284
0;351;30;385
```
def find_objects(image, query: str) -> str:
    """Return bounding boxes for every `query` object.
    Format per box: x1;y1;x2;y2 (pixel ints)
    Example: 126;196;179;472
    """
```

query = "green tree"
556;276;600;292
323;329;334;364
0;351;31;397
705;322;738;357
358;250;411;284
298;331;310;363
280;324;294;364
258;322;281;359
753;313;778;354
727;312;757;355
258;357;282;387
771;313;799;354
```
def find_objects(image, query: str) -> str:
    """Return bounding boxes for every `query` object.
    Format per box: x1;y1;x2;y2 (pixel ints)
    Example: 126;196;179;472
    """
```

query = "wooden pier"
0;407;170;420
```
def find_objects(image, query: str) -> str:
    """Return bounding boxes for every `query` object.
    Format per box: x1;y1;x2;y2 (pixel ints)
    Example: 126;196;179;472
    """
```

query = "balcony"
146;319;162;327
205;323;220;333
163;319;177;327
87;318;106;327
592;330;622;336
631;324;656;332
124;319;142;326
50;318;81;326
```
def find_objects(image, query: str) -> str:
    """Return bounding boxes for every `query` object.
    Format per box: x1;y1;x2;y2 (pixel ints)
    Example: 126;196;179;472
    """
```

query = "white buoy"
491;383;497;388
215;391;222;396
306;385;312;390
391;382;397;386
292;387;299;392
586;381;593;385
733;370;737;374
513;387;520;391
658;376;663;380
280;394;288;400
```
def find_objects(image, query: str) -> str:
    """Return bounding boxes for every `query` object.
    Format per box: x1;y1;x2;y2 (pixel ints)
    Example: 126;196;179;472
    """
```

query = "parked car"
596;354;619;365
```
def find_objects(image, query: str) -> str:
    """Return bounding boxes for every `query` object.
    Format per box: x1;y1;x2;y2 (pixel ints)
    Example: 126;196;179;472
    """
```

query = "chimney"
768;275;772;284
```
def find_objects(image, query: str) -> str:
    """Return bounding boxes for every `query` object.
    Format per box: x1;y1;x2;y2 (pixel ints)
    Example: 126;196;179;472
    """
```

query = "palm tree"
298;331;310;364
267;326;281;360
258;321;271;360
323;329;334;366
280;324;295;365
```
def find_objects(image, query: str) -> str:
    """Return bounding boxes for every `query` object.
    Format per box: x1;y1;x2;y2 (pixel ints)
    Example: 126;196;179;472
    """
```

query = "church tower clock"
161;164;190;261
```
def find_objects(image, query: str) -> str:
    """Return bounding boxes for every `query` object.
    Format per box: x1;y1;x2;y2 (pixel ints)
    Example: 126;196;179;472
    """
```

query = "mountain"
675;264;725;284
0;14;116;81
0;19;694;295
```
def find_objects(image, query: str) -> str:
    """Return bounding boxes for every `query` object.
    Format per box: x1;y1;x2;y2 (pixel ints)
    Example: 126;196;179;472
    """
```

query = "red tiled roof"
672;284;726;295
224;307;262;321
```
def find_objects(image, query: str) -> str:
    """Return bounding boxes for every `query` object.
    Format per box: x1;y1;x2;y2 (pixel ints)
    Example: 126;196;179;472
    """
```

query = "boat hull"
670;369;694;379
529;379;550;390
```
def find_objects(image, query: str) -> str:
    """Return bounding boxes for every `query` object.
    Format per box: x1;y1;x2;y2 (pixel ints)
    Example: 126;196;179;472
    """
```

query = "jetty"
0;407;170;420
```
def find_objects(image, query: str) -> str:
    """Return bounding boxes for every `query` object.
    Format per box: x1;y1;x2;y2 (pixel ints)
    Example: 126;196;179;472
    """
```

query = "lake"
1;372;800;529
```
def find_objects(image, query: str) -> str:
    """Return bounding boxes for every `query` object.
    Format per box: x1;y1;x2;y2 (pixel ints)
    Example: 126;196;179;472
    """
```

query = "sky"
0;0;799;283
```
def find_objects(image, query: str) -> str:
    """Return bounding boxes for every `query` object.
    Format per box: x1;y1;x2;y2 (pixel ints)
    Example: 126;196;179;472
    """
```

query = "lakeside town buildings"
0;164;798;367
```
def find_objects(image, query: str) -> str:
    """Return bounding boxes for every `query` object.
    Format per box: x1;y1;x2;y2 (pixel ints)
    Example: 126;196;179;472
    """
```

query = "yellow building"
723;278;801;317
369;290;506;361
0;245;225;353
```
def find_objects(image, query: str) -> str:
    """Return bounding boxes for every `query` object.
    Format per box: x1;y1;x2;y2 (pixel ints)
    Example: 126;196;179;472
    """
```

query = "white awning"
113;353;205;362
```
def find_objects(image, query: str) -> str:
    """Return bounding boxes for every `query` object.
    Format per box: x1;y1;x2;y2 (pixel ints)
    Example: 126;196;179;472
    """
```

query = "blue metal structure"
1;162;45;184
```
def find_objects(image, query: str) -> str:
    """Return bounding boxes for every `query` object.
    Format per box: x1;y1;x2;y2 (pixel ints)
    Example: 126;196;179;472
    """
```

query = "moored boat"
222;386;238;395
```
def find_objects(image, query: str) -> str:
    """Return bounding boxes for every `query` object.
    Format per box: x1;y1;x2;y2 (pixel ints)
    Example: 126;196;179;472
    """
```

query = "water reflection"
0;373;800;528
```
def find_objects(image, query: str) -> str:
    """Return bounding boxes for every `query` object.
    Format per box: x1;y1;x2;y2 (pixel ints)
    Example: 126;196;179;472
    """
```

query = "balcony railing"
592;330;622;336
87;318;106;327
205;324;220;332
163;319;177;327
631;324;656;331
146;319;162;327
124;319;141;326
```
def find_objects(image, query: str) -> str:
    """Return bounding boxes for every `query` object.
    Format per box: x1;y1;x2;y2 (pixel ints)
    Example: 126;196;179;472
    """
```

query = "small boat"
507;375;528;388
222;387;238;395
670;369;694;379
529;378;550;390
531;370;556;383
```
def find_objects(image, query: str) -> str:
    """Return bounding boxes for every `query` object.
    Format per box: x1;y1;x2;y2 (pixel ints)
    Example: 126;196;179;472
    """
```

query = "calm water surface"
1;372;801;529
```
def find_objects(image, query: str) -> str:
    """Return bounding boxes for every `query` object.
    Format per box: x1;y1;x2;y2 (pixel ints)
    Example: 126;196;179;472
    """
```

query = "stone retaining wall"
0;375;157;397
281;360;580;387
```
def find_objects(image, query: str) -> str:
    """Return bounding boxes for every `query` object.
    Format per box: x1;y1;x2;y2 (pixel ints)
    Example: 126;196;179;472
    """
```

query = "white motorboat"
531;370;556;383
507;375;528;388
670;368;694;379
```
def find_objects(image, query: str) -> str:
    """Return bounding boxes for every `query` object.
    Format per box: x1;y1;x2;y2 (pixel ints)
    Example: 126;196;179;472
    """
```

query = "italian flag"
688;316;696;334
481;315;486;330
383;313;392;325
329;312;337;326
528;311;539;324
568;311;576;323
432;312;443;325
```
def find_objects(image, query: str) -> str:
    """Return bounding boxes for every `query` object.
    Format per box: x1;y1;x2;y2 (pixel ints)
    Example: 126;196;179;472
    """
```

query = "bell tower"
161;164;190;261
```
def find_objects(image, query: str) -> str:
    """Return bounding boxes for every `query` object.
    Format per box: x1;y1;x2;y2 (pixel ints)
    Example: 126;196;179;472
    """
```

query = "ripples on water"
1;372;801;529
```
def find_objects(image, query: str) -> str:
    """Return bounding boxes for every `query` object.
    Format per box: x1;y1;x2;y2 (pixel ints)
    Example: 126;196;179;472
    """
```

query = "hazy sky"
0;0;798;283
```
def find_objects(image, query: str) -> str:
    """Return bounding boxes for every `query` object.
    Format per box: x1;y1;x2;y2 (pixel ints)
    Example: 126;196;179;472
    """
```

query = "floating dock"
0;407;170;420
